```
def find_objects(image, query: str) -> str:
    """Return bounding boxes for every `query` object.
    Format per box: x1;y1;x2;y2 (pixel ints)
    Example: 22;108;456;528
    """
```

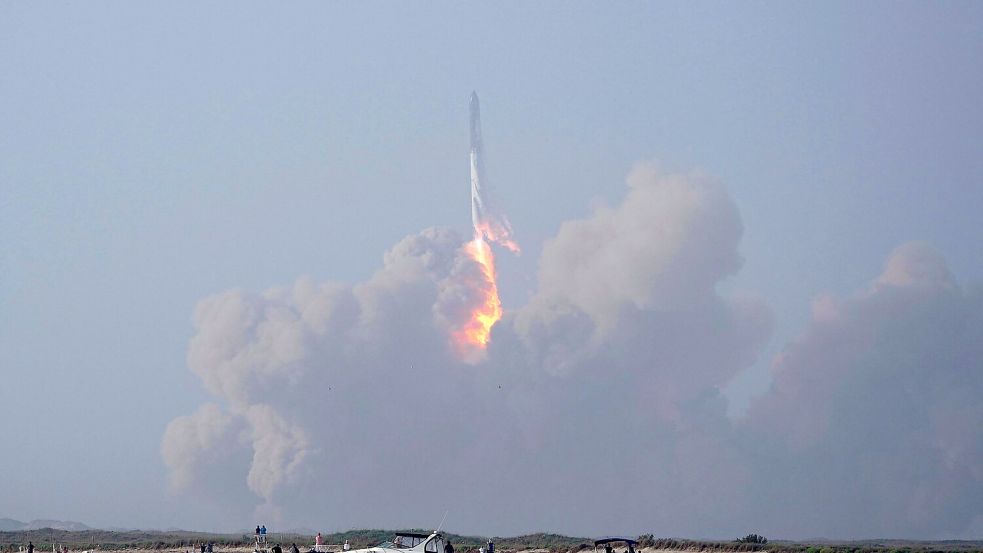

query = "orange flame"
475;217;521;255
451;211;520;360
452;234;504;359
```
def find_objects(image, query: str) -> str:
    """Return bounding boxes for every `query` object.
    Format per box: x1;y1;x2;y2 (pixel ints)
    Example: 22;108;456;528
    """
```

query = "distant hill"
25;520;92;532
0;519;24;532
0;519;91;532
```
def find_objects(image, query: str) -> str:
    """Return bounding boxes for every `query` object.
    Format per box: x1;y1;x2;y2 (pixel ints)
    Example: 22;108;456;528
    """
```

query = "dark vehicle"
593;538;638;553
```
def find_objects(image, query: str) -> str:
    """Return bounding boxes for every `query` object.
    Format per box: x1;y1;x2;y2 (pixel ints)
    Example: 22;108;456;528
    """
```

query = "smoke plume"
161;165;983;538
744;242;983;538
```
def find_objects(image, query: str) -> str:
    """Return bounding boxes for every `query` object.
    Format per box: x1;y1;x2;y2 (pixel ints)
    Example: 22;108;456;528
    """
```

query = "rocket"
469;91;487;233
453;91;520;358
469;91;519;252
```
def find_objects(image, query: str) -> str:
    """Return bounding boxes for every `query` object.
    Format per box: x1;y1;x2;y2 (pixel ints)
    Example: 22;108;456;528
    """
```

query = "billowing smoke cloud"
744;242;983;538
162;403;246;492
161;165;982;538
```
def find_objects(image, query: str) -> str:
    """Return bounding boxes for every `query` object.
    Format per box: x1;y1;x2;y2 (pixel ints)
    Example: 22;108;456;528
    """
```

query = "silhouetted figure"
444;541;454;553
291;544;300;553
28;542;34;553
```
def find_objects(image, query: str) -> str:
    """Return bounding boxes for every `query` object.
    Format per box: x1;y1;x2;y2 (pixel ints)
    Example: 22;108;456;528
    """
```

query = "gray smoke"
744;242;983;538
161;165;983;538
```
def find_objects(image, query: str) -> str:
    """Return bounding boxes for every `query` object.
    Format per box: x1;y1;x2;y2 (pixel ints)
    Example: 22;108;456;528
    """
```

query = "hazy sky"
2;1;982;539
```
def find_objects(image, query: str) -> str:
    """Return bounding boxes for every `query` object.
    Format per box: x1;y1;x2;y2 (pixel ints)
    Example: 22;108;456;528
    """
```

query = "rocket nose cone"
470;91;479;106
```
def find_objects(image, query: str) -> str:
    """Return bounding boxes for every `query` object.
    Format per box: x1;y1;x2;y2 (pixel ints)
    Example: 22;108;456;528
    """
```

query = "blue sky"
1;1;981;536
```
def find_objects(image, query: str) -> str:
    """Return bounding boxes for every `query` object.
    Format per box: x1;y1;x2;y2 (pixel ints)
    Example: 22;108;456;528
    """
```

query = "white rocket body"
468;91;518;252
470;91;487;233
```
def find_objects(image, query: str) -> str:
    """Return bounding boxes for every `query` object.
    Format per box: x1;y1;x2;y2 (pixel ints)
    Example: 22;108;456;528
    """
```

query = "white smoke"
161;165;982;538
161;403;245;492
744;242;983;538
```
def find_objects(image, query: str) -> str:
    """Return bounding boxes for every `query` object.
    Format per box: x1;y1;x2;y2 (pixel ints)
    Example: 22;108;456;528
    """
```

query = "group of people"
191;542;214;553
253;525;305;553
23;542;71;553
257;528;494;553
453;538;499;553
267;543;300;553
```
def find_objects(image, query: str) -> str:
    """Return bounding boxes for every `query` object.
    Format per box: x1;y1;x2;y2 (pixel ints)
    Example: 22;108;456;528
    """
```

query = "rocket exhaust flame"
451;236;502;354
454;92;519;359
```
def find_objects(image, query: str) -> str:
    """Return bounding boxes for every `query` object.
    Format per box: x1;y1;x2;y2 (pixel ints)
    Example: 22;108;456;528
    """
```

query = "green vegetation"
0;529;289;552
1;530;980;553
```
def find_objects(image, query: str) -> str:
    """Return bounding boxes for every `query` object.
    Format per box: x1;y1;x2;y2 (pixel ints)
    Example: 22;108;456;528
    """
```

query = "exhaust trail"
453;92;519;359
470;91;519;253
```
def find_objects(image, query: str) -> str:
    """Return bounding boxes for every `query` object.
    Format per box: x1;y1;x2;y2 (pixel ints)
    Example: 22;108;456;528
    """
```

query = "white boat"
349;531;450;553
